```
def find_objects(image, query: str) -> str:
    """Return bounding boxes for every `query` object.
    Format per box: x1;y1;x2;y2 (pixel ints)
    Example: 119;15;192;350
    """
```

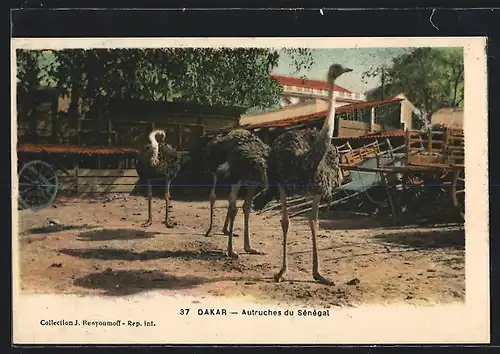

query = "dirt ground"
16;194;465;307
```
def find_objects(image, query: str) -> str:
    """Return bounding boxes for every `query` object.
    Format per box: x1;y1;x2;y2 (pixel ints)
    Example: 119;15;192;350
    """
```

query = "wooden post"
385;138;394;160
107;120;112;146
405;129;410;163
428;129;432;154
77;118;82;146
177;124;182;151
51;95;61;144
376;153;398;225
74;155;79;195
370;107;376;133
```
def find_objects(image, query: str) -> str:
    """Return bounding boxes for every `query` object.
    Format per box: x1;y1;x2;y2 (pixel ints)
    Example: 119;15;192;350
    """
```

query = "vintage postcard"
11;37;489;344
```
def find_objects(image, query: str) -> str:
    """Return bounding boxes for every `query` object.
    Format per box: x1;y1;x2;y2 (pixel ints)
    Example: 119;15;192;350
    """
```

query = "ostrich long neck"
320;78;337;139
305;76;337;169
149;130;165;166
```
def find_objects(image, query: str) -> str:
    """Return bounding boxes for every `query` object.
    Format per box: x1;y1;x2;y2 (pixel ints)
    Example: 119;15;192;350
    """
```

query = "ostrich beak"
344;67;353;73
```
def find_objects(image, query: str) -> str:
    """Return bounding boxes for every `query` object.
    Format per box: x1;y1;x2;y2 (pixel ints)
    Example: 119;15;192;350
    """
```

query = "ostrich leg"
274;185;290;282
223;198;239;237
243;185;265;255
141;179;153;227
222;208;231;235
164;179;176;228
204;173;217;237
310;194;334;286
226;182;241;258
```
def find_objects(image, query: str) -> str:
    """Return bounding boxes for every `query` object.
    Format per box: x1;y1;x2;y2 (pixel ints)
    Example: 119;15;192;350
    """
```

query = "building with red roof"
269;74;367;108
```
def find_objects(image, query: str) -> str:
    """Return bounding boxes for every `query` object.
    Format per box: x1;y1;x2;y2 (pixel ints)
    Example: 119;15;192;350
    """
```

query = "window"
337;108;371;123
374;103;402;128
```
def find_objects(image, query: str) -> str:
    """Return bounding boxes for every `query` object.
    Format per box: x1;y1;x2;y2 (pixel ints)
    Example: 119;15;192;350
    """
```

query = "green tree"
363;47;464;120
16;50;43;136
17;48;313;118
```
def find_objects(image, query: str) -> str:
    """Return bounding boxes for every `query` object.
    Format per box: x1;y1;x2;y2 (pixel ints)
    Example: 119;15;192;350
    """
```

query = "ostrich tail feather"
216;161;231;179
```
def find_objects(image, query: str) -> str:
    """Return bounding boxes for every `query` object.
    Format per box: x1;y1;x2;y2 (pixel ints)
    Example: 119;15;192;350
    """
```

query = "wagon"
16;143;139;210
338;126;465;221
257;126;465;223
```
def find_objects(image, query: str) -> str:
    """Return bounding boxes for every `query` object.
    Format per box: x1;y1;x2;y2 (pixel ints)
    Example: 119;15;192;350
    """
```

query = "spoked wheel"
404;173;425;201
452;168;465;221
18;160;59;210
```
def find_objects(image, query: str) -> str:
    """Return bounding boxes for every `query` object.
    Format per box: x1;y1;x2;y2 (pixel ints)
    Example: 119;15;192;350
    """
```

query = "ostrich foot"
244;247;266;255
223;229;239;237
165;220;177;228
274;269;287;282
141;219;152;227
227;249;239;259
313;272;335;286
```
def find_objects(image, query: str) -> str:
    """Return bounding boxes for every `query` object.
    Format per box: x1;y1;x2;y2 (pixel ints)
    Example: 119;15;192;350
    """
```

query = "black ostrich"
135;129;181;228
185;128;270;258
253;63;353;285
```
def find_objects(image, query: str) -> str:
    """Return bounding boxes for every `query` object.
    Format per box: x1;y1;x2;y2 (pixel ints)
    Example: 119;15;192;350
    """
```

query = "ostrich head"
327;64;353;82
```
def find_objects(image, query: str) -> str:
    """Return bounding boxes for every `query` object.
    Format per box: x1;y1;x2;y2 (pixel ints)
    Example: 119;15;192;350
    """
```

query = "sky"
272;48;411;94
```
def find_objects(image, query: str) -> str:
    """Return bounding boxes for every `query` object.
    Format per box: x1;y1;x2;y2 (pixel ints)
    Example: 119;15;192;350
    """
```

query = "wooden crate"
341;140;381;166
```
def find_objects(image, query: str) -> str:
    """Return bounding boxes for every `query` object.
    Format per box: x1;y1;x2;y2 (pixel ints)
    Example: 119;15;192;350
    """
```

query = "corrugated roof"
18;143;138;155
332;131;406;140
244;96;404;130
270;74;352;93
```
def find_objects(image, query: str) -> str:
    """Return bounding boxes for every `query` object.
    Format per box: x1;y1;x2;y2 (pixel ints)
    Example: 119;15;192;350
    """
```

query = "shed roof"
18;143;138;155
270;74;352;94
244;96;404;130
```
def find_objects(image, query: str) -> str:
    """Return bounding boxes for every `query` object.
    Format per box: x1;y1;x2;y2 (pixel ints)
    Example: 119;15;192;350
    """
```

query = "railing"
405;128;465;167
282;85;367;102
27;118;206;151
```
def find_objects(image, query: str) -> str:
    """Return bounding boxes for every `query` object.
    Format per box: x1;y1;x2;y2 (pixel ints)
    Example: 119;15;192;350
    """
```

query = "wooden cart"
404;127;465;219
339;126;465;221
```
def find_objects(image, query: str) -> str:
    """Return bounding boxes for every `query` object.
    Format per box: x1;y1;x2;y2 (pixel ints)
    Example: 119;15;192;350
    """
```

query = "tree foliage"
363;47;464;117
16;48;314;120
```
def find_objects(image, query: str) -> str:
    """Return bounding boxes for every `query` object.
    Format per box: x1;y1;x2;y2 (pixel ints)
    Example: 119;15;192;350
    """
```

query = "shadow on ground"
27;224;96;235
72;268;348;297
59;247;227;261
372;229;465;249
77;228;158;241
318;216;383;230
317;211;463;231
73;269;211;296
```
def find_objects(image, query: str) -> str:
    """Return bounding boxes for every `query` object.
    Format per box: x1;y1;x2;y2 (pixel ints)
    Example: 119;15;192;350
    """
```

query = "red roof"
270;74;351;94
18;143;138;155
244;96;404;130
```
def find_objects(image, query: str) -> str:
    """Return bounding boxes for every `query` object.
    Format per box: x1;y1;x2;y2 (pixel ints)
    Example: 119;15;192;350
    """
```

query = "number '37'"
180;309;190;315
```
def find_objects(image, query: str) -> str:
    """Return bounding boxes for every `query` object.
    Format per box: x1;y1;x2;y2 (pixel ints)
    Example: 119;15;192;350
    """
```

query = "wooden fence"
58;168;140;194
57;152;192;194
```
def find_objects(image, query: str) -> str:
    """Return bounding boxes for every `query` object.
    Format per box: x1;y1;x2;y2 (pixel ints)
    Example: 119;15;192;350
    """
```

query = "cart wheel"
404;173;425;201
18;160;59;210
452;168;465;220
